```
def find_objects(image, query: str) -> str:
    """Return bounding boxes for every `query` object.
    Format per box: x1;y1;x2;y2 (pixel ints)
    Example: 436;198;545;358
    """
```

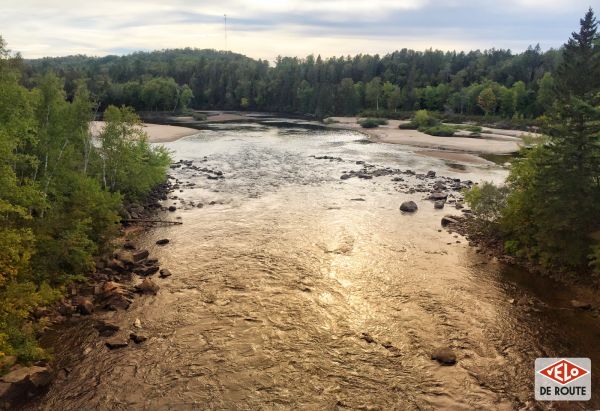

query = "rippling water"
26;123;600;410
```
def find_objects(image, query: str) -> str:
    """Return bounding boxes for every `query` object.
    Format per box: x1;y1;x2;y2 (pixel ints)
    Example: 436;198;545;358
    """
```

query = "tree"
477;87;497;115
499;8;600;273
365;77;382;110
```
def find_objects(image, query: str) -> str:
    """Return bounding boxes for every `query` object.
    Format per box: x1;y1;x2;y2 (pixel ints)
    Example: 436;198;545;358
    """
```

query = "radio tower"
224;14;228;51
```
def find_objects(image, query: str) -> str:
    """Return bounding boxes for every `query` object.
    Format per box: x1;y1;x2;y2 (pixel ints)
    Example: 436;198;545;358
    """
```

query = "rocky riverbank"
441;214;600;312
0;179;180;410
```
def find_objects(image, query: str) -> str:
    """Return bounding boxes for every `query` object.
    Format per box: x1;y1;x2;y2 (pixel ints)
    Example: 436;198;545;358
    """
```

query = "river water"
25;122;600;410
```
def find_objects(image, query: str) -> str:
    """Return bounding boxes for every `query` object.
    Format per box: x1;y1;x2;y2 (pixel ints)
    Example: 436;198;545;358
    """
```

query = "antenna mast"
224;14;228;51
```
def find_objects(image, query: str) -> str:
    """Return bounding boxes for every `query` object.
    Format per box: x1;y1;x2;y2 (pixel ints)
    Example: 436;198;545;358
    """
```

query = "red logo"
538;359;589;385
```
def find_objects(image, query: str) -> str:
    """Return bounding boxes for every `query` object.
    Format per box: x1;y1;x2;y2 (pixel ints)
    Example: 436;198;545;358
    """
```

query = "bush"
413;109;439;128
420;125;456;136
464;182;510;224
359;118;387;128
398;122;418;130
192;112;207;121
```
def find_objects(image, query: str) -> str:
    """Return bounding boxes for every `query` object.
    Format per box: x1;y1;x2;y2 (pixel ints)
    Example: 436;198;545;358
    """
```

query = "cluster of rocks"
0;363;52;409
171;158;224;180
122;181;171;221
311;155;343;162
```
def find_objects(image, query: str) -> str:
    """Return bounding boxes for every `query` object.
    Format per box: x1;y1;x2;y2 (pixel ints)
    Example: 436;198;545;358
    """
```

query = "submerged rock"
159;268;172;278
156;239;170;245
94;319;120;337
434;200;445;209
431;347;457;365
400;201;418;212
130;333;148;344
105;337;128;349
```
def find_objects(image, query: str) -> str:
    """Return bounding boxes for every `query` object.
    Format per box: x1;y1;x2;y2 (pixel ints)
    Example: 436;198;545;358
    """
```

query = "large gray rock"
434;200;445;209
400;201;418;212
441;215;459;227
429;192;448;201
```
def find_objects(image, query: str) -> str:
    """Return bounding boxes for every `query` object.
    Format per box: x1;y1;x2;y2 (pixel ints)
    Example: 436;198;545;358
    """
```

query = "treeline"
465;9;600;278
22;44;561;118
0;37;170;361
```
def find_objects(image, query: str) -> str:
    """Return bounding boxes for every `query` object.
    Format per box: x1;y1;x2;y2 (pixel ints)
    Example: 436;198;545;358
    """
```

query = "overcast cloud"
0;0;593;60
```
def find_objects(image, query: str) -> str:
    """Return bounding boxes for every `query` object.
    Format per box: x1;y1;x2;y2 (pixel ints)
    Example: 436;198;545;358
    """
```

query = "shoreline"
324;116;529;155
90;121;200;143
116;111;531;164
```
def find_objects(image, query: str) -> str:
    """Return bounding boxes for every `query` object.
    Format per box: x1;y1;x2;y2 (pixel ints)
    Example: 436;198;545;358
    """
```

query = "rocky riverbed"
14;122;600;410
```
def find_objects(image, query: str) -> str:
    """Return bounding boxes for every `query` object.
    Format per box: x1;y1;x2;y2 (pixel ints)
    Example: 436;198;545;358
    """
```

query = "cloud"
0;0;590;59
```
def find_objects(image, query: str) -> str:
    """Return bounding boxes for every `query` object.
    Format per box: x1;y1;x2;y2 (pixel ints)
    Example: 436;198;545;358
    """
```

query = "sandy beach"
326;117;536;155
90;121;200;143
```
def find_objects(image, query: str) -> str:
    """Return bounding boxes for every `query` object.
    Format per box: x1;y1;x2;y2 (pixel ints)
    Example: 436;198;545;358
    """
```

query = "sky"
0;0;594;60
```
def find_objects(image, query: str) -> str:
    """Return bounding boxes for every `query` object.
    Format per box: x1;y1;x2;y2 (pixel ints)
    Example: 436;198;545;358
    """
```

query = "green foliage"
22;44;561;118
497;9;600;274
0;38;171;362
464;182;510;225
420;124;456;136
359;118;382;128
413;109;439;128
477;88;497;115
398;122;418;130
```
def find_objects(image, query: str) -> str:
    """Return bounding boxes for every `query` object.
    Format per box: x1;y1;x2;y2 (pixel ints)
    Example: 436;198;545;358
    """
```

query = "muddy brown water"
24;123;600;410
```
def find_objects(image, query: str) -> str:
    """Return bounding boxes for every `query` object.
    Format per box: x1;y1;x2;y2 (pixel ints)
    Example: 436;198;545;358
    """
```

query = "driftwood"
123;219;183;225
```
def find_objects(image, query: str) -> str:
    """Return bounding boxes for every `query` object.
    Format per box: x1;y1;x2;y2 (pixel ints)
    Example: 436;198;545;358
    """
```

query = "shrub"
413;109;439;128
398;122;418;130
464;181;510;226
192;112;208;121
420;125;456;136
359;118;387;128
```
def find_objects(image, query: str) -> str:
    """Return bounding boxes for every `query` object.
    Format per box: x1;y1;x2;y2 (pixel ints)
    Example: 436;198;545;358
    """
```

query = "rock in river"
75;297;94;315
156;239;170;245
431;347;457;365
130;333;148;344
434;200;445;209
429;192;448;201
400;201;418;212
441;215;459;227
135;278;160;295
105;337;128;349
571;299;592;310
159;268;172;278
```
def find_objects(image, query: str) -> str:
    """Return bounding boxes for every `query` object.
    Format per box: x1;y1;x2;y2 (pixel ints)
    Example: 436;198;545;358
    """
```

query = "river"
24;121;600;410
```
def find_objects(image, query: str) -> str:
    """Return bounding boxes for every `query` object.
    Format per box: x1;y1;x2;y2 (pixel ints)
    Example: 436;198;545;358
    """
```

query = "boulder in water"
431;347;457;365
400;201;418;212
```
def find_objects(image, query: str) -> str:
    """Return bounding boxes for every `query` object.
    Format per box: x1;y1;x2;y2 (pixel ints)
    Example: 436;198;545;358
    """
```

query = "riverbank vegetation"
464;9;600;280
0;37;170;363
21;39;560;121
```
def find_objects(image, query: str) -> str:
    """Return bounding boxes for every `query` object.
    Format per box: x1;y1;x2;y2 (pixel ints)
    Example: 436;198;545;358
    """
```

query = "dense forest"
465;9;600;278
0;37;170;362
22;44;561;119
